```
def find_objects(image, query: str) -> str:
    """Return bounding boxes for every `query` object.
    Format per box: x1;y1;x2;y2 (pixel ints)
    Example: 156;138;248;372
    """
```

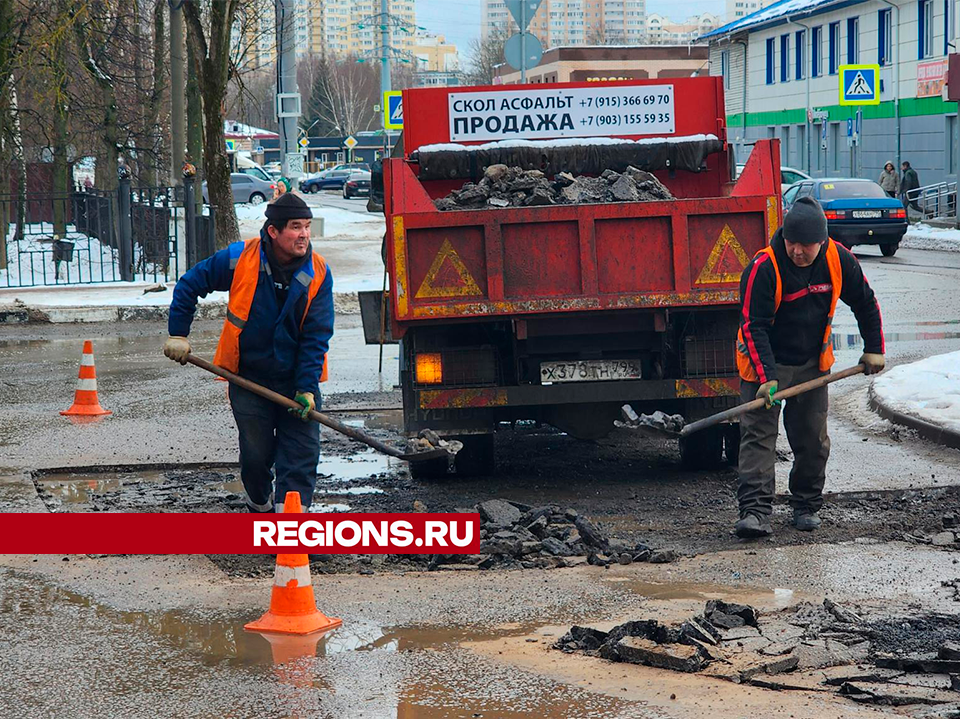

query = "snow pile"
901;223;960;252
872;351;960;434
0;282;226;308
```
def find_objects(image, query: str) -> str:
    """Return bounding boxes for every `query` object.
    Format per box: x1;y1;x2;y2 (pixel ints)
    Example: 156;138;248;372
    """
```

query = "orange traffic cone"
244;492;342;636
60;340;111;417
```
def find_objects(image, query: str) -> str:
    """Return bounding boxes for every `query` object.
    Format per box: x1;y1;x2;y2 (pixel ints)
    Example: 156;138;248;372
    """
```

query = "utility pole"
169;0;186;185
276;0;303;184
380;0;391;97
520;1;527;83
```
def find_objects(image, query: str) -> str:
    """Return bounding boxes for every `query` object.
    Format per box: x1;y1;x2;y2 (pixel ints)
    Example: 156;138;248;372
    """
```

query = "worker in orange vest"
734;197;885;538
163;193;333;512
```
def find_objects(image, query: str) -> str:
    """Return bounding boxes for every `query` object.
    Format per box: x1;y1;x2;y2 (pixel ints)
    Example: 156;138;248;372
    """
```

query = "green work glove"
756;380;781;409
289;391;316;422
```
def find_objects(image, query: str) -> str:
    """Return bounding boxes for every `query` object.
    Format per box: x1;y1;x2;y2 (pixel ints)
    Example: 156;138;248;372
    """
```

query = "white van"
235;152;273;183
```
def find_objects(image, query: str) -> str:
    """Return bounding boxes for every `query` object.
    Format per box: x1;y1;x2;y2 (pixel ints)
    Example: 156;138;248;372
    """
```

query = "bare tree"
183;0;242;250
465;24;508;85
306;54;378;138
585;24;626;45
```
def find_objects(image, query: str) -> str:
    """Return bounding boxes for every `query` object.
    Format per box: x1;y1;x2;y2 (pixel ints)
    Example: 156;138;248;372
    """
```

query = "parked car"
301;168;354;193
783;178;907;256
202;173;275;205
342;171;371;199
737;164;811;194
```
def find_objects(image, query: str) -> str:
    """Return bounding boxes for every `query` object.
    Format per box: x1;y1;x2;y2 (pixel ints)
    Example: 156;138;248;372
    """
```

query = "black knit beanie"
264;192;313;221
782;196;828;245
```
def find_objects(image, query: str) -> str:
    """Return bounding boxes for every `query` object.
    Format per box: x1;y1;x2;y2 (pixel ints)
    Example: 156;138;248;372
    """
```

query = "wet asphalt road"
2;244;960;717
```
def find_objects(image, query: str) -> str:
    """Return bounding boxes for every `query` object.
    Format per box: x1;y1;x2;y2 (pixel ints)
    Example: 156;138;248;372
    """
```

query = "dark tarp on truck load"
413;137;723;181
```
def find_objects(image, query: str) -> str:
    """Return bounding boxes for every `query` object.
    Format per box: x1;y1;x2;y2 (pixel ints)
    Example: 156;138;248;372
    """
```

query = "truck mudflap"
415;376;739;411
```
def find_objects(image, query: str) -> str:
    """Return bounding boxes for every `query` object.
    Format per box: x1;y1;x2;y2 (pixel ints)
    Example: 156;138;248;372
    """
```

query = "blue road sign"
384;91;403;130
846;118;853;137
839;64;880;105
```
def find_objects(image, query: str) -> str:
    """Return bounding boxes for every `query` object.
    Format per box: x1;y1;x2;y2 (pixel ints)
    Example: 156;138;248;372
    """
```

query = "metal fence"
908;181;957;221
0;179;215;289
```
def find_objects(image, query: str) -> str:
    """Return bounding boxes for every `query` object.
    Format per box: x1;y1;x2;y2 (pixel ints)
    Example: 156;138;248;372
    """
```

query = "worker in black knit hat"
164;191;334;513
733;196;885;538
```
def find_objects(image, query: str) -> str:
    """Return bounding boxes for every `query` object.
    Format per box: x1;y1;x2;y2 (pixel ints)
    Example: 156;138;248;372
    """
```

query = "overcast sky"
414;0;725;62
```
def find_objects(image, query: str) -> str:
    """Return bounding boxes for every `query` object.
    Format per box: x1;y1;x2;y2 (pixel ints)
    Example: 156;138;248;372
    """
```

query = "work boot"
793;511;821;531
735;513;772;539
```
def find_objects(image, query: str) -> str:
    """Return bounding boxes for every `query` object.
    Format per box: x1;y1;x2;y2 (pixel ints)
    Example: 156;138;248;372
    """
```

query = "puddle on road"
1;569;639;717
317;448;397;483
34;460;389;513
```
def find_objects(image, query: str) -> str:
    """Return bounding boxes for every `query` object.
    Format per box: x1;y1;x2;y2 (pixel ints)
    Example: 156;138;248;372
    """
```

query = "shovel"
621;364;866;439
184;354;460;464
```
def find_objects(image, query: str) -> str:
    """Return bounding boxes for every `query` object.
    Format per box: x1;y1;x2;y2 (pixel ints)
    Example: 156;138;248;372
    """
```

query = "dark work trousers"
228;381;320;512
737;357;830;519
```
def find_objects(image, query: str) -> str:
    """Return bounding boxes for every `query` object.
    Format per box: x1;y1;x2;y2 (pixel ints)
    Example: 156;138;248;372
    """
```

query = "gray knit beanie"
783;196;828;245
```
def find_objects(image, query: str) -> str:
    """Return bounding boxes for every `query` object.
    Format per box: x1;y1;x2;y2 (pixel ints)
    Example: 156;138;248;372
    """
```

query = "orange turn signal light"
415;353;443;384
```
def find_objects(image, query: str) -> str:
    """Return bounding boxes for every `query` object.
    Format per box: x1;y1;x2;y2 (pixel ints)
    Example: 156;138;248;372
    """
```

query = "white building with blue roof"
704;0;959;186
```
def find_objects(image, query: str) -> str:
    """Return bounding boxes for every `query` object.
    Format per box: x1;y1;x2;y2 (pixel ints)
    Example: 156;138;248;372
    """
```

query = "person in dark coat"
899;161;920;211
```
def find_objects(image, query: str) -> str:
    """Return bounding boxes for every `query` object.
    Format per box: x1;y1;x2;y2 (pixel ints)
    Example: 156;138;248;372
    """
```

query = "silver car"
202;173;275;205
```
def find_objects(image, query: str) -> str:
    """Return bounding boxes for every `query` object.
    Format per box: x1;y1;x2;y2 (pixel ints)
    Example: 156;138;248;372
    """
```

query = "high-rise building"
234;0;325;68
413;32;460;73
482;0;646;48
323;0;417;58
646;13;719;44
724;0;777;22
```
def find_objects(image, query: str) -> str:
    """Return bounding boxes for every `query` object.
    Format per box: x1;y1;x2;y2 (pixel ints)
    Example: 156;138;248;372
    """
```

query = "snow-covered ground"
1;222;169;288
234;201;384;240
901;223;960;252
872;351;960;434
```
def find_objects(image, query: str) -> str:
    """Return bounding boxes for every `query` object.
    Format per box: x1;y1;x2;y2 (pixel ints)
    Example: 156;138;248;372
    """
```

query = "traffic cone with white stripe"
244;491;342;636
60;340;111;417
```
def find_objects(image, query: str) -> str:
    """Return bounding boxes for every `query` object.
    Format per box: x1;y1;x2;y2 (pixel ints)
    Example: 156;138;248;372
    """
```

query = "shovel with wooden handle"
678;364;866;438
183;354;459;463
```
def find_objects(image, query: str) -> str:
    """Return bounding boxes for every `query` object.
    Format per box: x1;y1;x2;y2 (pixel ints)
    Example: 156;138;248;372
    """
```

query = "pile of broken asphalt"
434;164;674;210
207;498;681;578
557;598;960;714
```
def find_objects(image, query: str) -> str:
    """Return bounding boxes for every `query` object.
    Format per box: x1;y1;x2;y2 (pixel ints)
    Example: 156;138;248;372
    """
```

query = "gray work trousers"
737;357;830;519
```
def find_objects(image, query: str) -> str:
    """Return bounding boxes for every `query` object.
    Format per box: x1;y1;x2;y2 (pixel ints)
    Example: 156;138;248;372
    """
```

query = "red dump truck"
360;77;782;475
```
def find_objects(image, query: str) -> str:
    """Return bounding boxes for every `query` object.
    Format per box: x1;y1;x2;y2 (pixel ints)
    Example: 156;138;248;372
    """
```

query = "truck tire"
409;434;496;479
880;242;899;257
723;424;741;467
679;426;724;470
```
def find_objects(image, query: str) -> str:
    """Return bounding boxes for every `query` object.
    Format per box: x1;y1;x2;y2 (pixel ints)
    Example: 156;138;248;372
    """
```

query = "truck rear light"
824;210;846;220
415;353;443;384
889;208;906;219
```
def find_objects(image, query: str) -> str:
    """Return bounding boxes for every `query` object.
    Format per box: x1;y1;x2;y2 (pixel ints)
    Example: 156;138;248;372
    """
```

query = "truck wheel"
880;242;899;257
679;426;724;470
723;424;740;467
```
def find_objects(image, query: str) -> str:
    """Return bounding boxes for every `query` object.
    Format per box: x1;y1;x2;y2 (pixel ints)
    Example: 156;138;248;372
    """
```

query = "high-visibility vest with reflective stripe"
213;237;329;383
736;239;842;382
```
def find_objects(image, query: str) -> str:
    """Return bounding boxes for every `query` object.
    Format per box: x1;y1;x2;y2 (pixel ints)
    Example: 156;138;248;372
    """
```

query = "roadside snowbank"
901;223;960;252
872;351;960;434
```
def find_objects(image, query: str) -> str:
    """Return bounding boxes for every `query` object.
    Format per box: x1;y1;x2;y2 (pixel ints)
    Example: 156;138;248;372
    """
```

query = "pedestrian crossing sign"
839;64;880;105
384;91;403;130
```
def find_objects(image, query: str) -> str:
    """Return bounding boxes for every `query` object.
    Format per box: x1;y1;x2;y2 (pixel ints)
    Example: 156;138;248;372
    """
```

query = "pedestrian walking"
163;193;334;512
878;161;898;197
734;197;885;538
900;161;920;211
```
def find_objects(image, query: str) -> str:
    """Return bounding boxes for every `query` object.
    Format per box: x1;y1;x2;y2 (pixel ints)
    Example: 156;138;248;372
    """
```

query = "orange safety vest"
736;239;842;382
213;237;329;383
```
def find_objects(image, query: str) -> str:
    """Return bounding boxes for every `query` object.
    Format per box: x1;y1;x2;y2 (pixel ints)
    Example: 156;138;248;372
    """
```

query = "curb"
0;291;360;324
868;383;960;451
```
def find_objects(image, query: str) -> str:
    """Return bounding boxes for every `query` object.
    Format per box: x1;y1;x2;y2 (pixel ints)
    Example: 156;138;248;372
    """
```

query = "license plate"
540;359;642;383
852;210;881;218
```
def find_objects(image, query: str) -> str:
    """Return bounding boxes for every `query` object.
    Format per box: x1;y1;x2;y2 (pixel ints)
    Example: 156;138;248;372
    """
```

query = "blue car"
783;178;907;257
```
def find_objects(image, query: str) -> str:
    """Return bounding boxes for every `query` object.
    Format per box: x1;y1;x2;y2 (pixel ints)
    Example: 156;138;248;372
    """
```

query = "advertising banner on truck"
448;85;676;142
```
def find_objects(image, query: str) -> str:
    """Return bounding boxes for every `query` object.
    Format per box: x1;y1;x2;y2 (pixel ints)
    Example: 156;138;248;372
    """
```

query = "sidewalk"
869;350;960;450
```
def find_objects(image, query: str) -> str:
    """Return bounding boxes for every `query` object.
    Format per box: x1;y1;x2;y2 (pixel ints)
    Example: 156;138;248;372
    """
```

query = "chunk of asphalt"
616;637;707;673
476;499;522;528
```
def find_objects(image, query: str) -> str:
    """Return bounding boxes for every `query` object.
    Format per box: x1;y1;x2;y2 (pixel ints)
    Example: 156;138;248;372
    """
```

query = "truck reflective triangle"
415;239;483;298
695;224;750;284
